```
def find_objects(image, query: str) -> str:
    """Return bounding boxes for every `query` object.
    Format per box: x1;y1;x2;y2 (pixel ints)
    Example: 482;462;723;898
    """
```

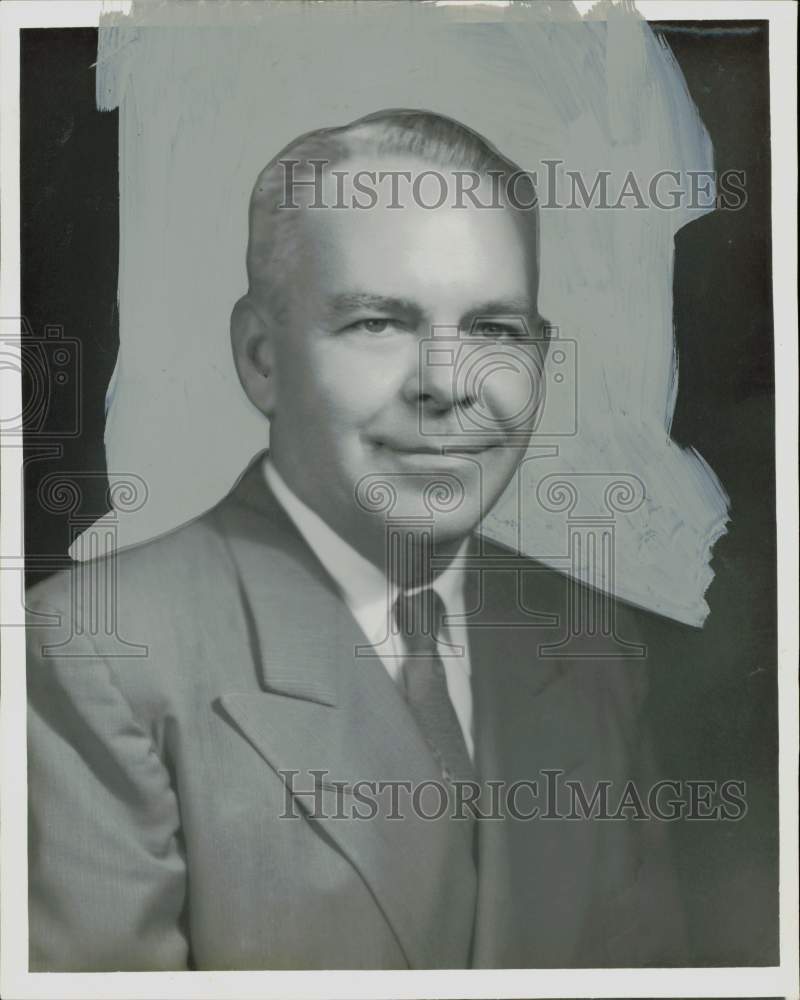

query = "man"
27;109;686;971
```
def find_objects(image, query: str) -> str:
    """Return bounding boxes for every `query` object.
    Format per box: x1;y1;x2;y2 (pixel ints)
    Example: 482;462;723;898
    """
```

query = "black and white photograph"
0;1;797;997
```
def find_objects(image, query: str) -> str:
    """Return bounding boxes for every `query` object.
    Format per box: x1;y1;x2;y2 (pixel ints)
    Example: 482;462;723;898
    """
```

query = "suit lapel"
214;457;476;968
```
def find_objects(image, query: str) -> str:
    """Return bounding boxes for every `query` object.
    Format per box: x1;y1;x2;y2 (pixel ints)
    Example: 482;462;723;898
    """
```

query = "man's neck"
384;531;465;593
263;458;469;592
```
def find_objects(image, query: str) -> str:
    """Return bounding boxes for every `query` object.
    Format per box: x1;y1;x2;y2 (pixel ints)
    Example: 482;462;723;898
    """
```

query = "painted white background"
90;2;728;625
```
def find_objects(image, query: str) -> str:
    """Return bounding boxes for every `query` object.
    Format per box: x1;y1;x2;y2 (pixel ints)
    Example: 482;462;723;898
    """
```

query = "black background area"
20;24;778;964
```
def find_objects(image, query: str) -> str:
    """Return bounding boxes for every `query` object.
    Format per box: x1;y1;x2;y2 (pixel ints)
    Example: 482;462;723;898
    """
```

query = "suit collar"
220;450;568;759
217;450;351;707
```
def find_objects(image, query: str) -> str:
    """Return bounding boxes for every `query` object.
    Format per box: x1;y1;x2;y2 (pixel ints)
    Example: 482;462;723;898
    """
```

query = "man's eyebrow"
325;292;423;319
461;298;535;319
323;292;536;328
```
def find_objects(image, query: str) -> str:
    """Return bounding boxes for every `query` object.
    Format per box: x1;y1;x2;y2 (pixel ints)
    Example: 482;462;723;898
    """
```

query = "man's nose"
401;333;474;415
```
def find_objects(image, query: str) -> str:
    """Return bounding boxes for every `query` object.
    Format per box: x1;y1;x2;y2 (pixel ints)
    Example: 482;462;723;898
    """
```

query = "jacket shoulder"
24;499;257;736
27;507;229;619
476;533;678;718
477;531;686;638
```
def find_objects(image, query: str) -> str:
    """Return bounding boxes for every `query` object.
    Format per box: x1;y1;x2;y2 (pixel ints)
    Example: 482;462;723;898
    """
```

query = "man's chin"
361;509;479;585
366;501;484;546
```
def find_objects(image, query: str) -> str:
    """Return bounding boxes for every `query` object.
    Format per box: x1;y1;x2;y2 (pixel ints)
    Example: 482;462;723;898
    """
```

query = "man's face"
262;155;542;561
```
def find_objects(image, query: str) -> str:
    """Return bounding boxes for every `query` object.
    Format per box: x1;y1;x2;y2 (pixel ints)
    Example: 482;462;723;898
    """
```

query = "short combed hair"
245;108;541;320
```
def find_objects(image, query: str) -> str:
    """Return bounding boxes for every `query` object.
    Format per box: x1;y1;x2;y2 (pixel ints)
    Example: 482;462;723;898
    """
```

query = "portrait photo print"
1;2;796;998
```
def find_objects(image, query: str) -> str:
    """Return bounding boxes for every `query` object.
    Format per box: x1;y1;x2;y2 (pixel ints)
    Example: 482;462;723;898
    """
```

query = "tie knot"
393;587;445;656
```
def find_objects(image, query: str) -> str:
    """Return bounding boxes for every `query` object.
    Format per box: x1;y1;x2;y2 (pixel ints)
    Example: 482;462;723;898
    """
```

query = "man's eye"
470;320;525;338
348;318;393;334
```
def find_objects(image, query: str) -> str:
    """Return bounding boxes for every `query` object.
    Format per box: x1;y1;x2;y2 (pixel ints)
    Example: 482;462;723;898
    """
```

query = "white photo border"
1;2;797;998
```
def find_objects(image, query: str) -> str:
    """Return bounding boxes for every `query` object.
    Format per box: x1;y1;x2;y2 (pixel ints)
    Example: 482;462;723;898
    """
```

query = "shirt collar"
263;458;468;642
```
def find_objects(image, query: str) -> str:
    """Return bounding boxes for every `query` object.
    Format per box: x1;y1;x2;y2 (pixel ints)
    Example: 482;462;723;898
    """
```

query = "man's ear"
230;295;277;417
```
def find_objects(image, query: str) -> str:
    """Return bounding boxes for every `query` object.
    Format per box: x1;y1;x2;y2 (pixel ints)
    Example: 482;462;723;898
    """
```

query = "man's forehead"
299;164;529;240
299;201;531;290
268;149;539;318
284;151;523;213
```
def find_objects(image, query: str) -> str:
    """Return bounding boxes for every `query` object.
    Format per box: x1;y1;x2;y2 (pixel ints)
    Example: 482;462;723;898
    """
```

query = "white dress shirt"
264;458;474;759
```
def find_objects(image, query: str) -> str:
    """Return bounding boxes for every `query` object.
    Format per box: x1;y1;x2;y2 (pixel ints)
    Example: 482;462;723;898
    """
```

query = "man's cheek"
315;355;390;409
485;371;539;428
326;380;396;430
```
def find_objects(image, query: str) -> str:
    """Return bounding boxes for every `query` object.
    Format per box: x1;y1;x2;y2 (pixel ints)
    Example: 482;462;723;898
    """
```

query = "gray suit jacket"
27;457;687;971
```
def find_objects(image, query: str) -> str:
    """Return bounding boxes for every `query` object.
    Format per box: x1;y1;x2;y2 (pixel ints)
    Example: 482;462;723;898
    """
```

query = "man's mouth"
374;439;499;456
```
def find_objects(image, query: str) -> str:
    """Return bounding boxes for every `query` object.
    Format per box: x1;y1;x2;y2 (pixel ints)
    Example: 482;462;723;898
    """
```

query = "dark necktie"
394;587;476;786
395;587;480;966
